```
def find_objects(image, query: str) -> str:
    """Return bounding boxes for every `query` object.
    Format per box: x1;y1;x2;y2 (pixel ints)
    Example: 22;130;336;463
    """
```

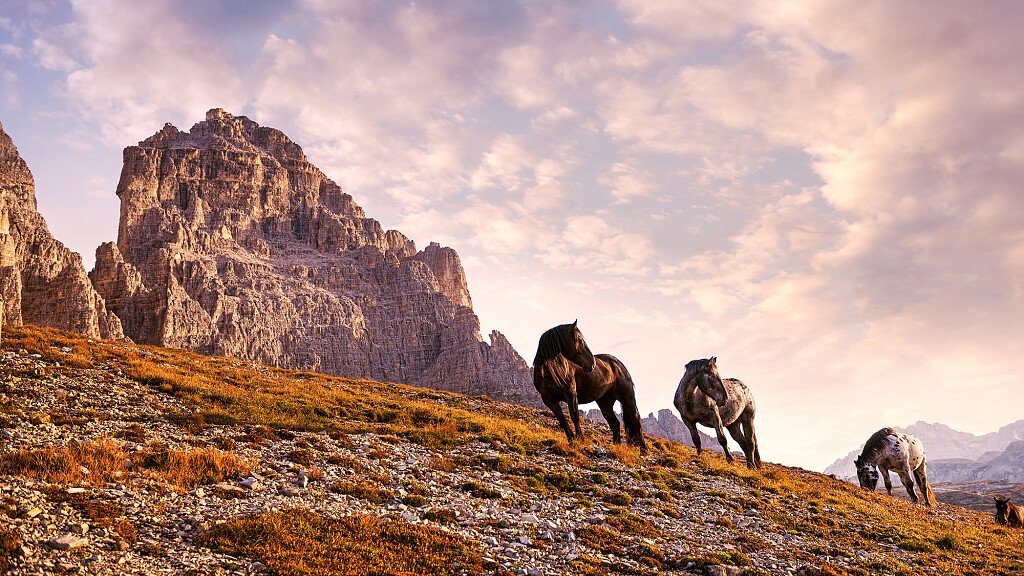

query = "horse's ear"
572;319;578;328
709;356;717;366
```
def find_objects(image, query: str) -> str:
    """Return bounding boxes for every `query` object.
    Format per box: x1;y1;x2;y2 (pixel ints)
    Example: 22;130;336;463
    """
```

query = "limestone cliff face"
0;123;123;339
91;109;537;406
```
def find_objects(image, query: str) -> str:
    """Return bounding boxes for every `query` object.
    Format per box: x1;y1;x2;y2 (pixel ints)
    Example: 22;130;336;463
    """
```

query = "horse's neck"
682;375;705;399
679;377;713;414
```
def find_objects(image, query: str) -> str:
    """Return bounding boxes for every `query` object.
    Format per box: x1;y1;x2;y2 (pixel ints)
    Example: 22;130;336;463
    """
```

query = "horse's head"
692;357;727;407
534;320;595;372
565;320;596;372
854;456;879;490
995;496;1010;524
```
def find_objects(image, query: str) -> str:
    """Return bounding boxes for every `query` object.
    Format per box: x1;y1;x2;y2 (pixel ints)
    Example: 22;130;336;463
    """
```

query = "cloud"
600;161;656;204
32;0;246;145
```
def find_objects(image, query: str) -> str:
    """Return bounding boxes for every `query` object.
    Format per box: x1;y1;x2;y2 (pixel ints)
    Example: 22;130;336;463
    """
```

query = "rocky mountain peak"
0;122;36;209
92;110;536;406
0;123;123;339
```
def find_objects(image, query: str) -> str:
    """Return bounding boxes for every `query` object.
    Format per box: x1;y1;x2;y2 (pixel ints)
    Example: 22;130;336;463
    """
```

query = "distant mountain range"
824;420;1024;485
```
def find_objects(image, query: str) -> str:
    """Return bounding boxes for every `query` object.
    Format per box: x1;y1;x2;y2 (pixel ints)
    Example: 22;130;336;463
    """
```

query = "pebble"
46;535;88;551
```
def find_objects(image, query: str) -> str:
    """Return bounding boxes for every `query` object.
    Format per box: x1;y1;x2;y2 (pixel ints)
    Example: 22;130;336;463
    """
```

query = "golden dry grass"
0;435;247;490
196;507;483;576
0;437;127;485
133;442;250;490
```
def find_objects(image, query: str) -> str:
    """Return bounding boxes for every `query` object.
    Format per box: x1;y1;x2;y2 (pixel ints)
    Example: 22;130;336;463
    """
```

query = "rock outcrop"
90;109;536;405
0;123;123;339
585;408;721;452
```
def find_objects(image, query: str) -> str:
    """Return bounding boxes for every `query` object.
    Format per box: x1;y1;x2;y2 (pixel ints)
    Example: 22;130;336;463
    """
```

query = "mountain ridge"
824;419;1024;484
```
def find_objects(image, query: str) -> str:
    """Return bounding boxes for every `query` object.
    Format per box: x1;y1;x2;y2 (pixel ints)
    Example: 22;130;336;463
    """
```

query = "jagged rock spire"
92;110;537;405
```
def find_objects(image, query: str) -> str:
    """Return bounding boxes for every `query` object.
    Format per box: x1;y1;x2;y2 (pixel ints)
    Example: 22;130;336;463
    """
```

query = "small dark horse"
532;321;646;451
994;496;1024;527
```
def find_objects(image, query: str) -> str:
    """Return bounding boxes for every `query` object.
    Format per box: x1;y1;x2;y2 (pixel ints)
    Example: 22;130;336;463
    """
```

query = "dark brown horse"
532;321;646;451
994;496;1024;527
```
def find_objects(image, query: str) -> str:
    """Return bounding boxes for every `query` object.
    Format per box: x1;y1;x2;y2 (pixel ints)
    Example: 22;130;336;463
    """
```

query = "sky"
2;0;1024;471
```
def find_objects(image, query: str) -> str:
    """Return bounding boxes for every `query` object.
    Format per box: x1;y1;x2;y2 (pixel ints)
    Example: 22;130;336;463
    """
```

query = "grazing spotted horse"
673;357;761;469
532;321;646;451
854;427;934;506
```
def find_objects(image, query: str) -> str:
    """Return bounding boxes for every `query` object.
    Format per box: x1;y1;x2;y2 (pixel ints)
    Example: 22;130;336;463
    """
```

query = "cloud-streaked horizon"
3;0;1024;469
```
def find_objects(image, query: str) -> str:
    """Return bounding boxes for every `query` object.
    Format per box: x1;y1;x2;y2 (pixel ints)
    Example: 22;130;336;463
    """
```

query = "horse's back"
575;353;633;404
900;432;927;470
872;430;927;472
724;378;755;413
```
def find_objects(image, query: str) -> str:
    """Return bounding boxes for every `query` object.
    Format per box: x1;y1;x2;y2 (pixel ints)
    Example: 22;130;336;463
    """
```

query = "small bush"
423;509;457;524
133;443;249;489
460;481;502;499
935;534;963;551
0;526;22;572
602;491;633;507
403;494;428;507
287;449;314;466
0;438;126;485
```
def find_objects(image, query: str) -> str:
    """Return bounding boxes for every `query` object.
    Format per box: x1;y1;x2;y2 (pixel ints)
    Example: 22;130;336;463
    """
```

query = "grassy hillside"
1;325;1023;576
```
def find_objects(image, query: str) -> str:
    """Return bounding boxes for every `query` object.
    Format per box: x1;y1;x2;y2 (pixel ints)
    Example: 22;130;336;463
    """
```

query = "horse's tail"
601;354;647;451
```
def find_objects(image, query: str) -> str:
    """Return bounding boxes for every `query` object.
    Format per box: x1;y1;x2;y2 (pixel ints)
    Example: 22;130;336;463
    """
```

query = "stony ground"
0;345;1011;576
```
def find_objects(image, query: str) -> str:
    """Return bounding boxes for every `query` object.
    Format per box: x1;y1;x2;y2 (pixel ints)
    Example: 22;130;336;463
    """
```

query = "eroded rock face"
0;123;123;339
91;109;537;406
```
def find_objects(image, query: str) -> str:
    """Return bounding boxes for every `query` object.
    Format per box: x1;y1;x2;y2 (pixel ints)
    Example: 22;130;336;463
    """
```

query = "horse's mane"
682;358;709;381
534;323;575;366
859;427;898;461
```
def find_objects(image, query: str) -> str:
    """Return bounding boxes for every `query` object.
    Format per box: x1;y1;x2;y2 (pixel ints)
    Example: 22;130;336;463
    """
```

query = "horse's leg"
743;410;762;469
617;389;648;452
896;465;919;503
544;399;574;442
913;463;933;507
683;418;703;455
726;422;753;468
881;466;893;495
596;395;621;444
567;393;584;442
711;409;733;463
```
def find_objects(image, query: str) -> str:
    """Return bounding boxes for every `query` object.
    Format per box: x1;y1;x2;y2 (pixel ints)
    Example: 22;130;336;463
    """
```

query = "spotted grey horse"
854;427;934;506
673;357;761;469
